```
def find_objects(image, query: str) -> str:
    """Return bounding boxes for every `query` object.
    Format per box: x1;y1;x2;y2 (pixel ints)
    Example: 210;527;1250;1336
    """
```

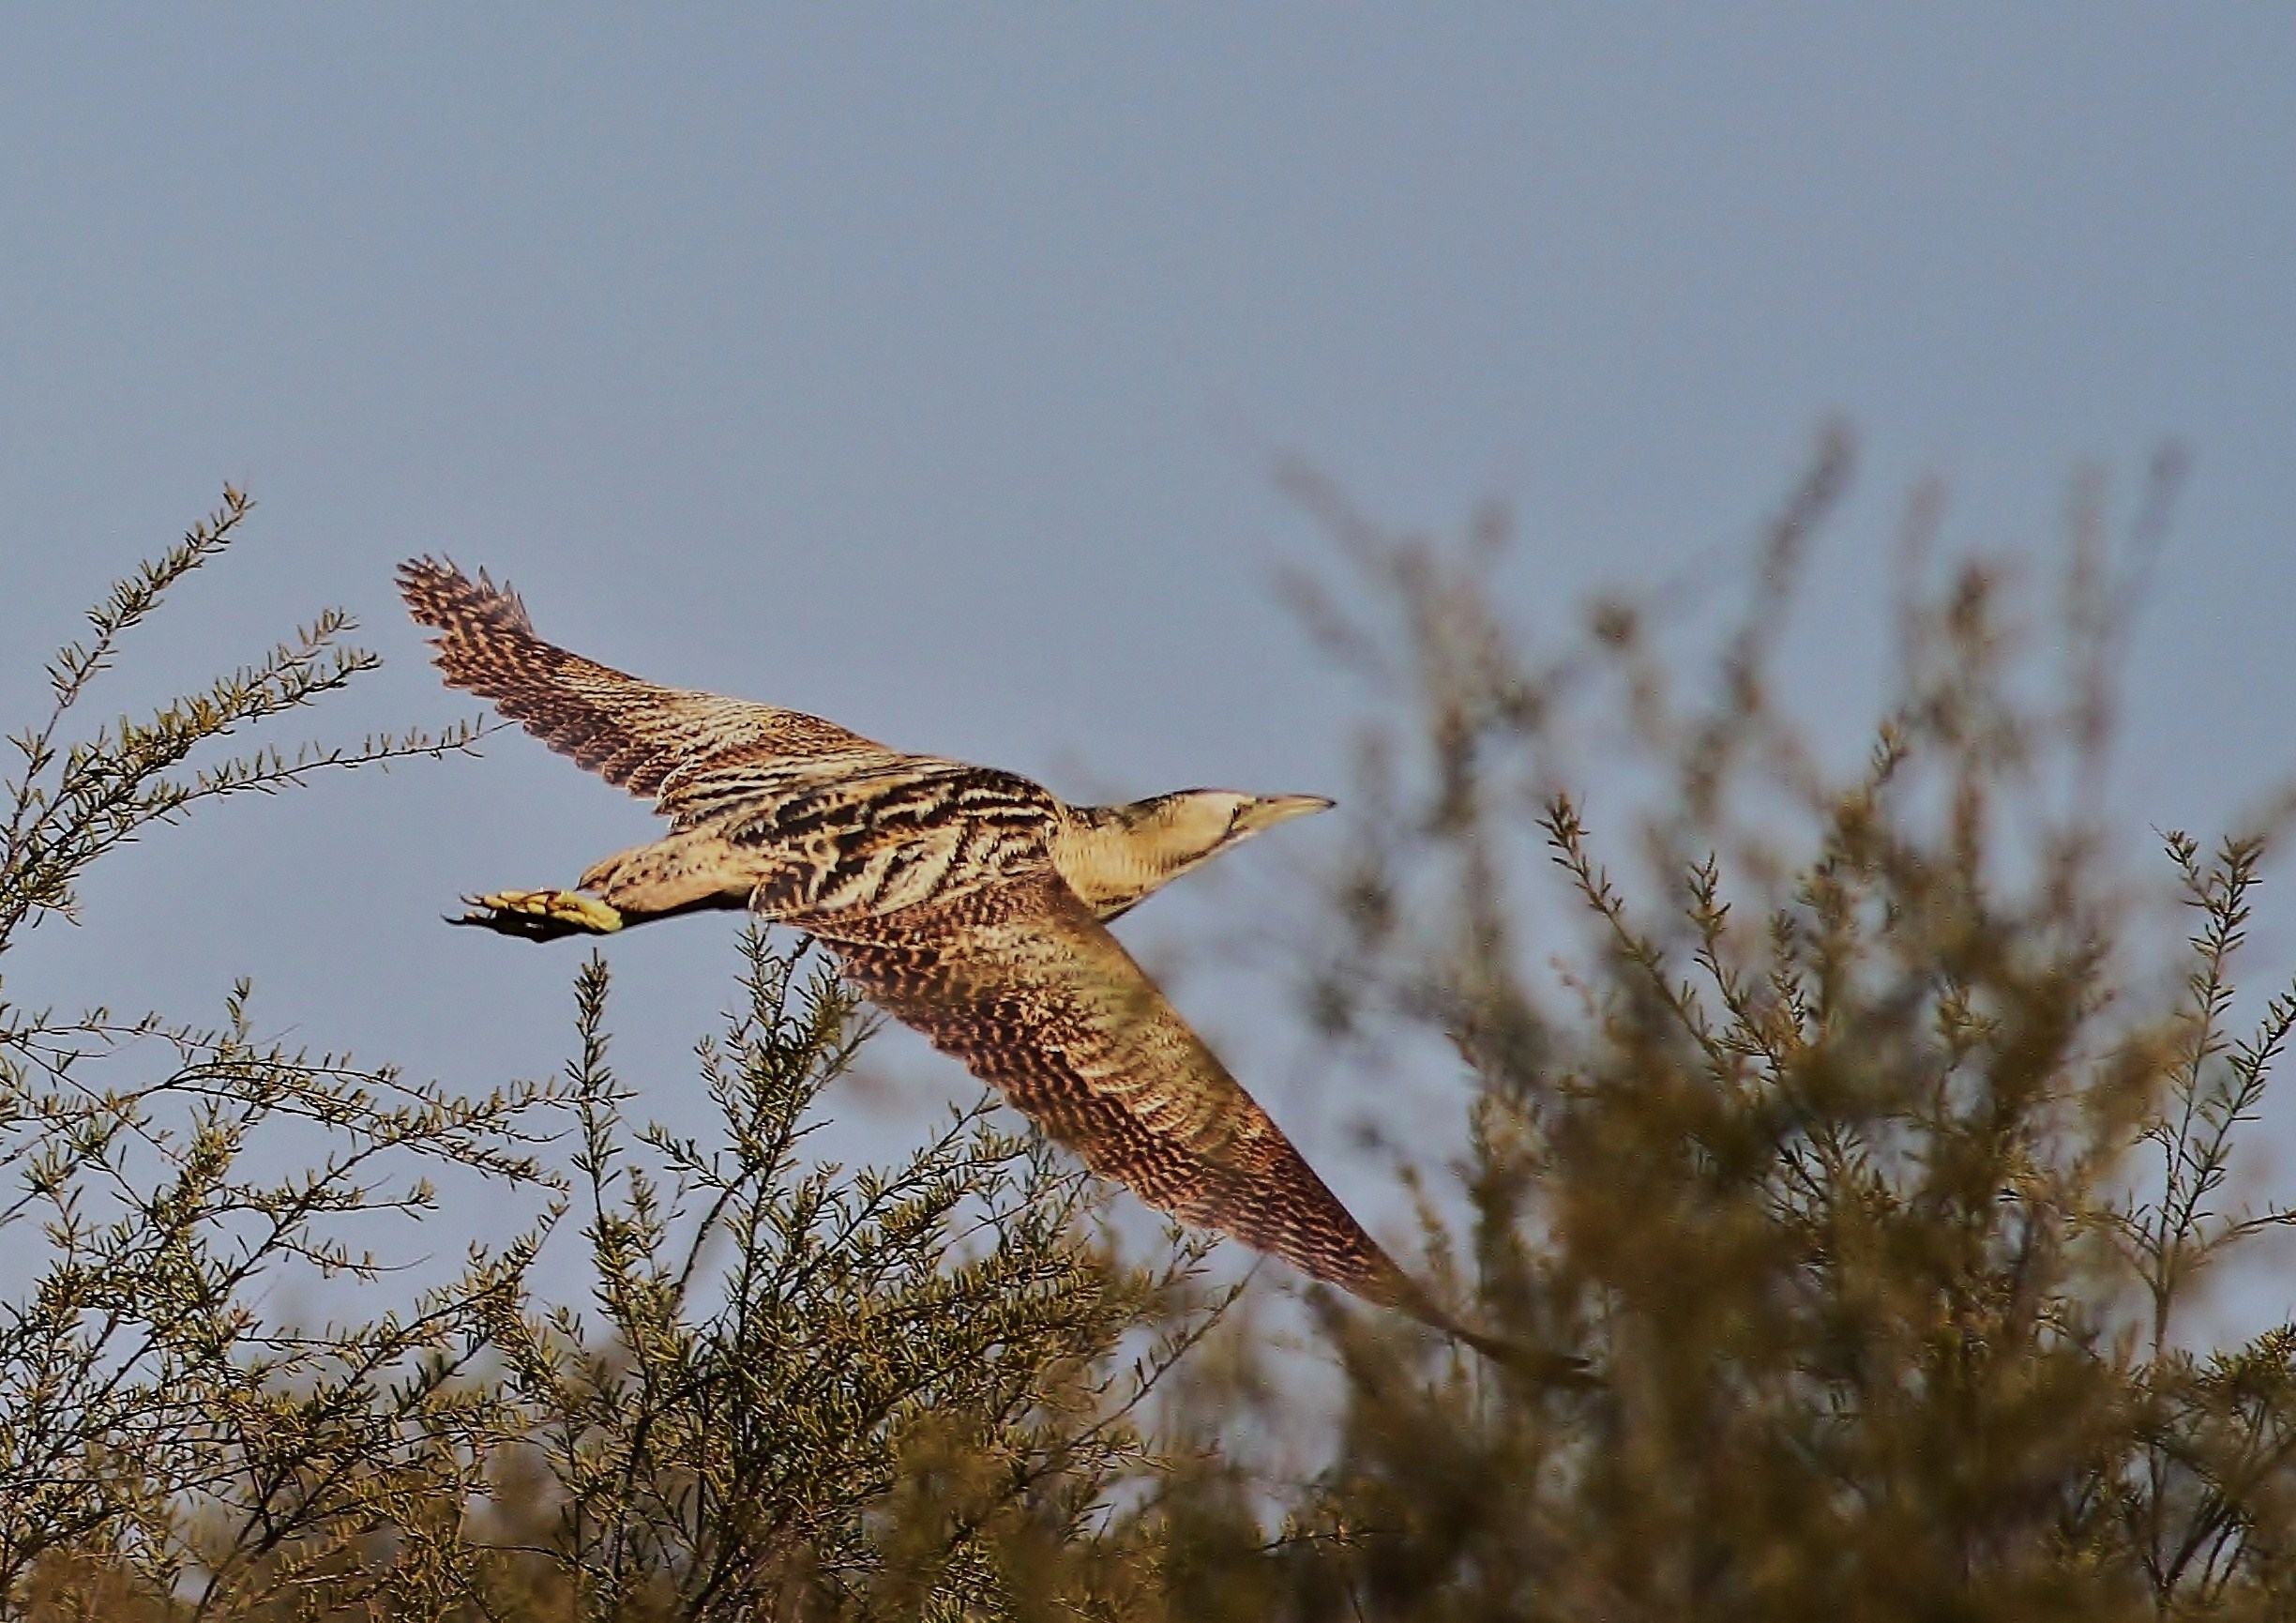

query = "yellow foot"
452;887;625;942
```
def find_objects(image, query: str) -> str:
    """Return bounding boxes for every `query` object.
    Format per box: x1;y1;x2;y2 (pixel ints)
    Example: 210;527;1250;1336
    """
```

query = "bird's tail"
1362;1259;1596;1386
1443;1319;1601;1387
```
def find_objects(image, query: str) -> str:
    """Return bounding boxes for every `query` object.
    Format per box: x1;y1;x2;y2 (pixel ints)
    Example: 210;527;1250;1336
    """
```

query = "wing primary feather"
397;556;890;815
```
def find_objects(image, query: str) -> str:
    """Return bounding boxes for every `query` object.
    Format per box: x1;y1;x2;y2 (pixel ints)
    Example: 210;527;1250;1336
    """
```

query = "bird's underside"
399;557;1585;1379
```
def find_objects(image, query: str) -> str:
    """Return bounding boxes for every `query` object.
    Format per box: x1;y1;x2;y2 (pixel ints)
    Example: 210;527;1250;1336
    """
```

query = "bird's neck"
1050;801;1224;922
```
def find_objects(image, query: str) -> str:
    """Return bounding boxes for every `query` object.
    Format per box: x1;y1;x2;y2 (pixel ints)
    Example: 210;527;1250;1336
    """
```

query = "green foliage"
0;493;1221;1619
456;933;1220;1620
16;461;2296;1621
0;490;482;949
0;493;550;1613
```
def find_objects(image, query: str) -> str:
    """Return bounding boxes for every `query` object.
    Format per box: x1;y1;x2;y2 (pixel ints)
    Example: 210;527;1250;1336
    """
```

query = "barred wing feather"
814;872;1431;1313
398;557;890;820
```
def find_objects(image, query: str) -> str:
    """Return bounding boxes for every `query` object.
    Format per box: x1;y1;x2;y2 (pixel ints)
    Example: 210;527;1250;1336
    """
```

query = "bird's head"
1055;789;1335;920
1158;788;1336;853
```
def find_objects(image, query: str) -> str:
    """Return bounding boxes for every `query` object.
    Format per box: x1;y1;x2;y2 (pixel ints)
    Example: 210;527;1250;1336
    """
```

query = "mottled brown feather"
811;872;1437;1316
400;558;1586;1375
398;557;890;822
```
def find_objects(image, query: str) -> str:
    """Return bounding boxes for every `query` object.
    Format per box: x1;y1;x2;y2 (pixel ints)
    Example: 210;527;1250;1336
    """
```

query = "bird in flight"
400;558;1580;1376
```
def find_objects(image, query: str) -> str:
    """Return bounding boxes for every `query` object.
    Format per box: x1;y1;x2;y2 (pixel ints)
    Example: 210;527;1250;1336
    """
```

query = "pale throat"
1050;801;1234;921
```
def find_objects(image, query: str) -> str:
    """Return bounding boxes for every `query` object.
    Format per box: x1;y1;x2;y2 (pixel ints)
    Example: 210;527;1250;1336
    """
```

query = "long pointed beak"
1232;793;1337;834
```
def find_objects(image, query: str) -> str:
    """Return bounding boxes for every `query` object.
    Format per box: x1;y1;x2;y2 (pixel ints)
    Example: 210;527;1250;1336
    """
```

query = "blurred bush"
1138;432;2296;1622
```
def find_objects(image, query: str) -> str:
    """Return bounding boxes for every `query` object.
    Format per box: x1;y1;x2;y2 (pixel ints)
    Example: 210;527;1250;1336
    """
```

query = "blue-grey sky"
3;9;2292;1291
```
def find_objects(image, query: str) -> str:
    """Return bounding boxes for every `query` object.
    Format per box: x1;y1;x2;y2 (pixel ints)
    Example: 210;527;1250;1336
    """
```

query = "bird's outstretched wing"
399;557;890;820
813;871;1437;1317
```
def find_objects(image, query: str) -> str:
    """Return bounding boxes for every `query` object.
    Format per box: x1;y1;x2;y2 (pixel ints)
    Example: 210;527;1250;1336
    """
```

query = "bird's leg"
452;837;765;942
453;887;625;941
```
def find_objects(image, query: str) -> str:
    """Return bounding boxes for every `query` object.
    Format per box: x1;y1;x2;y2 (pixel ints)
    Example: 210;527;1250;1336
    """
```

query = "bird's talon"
451;887;625;938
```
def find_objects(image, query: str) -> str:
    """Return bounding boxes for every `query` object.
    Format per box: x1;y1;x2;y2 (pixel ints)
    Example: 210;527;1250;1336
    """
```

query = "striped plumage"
400;558;1578;1373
